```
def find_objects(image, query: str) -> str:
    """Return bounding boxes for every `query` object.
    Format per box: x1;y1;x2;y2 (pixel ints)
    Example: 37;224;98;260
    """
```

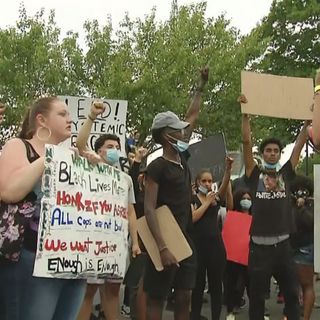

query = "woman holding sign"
0;97;86;320
190;158;232;320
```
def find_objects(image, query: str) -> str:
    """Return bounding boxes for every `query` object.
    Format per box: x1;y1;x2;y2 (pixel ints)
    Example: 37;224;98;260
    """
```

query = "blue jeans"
0;249;86;320
0;259;21;320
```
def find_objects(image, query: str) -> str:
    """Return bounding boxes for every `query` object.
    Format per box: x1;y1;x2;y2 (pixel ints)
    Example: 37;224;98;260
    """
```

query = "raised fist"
90;100;106;119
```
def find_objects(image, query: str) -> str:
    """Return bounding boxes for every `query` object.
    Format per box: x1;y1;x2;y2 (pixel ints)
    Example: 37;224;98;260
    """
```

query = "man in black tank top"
239;94;310;320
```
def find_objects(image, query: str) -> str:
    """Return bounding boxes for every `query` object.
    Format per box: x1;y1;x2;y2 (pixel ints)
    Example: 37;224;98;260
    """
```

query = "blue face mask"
262;160;281;171
105;148;120;165
240;199;252;210
198;185;208;195
170;140;189;153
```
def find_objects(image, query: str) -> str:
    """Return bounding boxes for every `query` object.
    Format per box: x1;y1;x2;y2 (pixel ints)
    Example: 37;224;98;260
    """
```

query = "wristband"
315;85;320;93
159;245;168;253
88;114;96;122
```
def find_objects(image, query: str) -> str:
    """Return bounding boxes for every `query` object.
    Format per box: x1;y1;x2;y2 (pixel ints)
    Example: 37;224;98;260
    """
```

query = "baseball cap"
151;111;190;130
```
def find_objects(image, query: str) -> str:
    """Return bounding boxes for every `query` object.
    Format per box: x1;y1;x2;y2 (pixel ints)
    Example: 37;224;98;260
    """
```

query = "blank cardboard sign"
241;71;313;120
137;206;192;271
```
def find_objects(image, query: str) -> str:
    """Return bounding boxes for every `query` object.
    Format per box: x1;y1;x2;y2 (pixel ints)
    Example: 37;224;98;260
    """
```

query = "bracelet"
88;114;96;122
315;85;320;93
159;245;168;253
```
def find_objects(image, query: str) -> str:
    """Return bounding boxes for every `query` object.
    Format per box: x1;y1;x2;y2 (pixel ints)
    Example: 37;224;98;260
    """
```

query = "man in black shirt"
239;94;310;320
144;67;208;320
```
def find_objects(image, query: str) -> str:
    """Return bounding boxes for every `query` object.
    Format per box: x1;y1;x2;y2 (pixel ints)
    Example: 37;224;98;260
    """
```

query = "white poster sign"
33;145;130;279
58;96;128;152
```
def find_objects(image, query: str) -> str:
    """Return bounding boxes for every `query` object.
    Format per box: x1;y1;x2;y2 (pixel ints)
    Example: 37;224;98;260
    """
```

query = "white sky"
1;0;273;40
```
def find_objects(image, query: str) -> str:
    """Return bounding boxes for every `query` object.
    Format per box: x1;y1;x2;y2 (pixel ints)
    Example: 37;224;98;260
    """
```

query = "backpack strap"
20;139;40;163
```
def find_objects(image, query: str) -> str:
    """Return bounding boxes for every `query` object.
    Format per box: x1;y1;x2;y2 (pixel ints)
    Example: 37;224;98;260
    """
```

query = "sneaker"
226;313;236;320
120;305;130;317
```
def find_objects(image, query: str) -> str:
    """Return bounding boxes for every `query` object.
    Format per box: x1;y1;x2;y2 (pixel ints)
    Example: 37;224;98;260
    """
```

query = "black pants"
191;235;226;320
248;239;300;320
224;261;249;313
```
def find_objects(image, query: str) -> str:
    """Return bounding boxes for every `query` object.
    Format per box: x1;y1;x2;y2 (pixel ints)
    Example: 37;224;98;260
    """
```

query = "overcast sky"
1;0;273;38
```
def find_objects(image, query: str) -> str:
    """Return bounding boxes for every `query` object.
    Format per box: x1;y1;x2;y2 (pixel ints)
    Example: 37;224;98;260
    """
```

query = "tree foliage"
0;0;319;151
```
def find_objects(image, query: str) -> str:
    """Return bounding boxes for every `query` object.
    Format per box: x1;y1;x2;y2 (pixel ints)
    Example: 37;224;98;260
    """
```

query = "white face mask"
198;185;208;195
240;199;252;210
262;160;282;172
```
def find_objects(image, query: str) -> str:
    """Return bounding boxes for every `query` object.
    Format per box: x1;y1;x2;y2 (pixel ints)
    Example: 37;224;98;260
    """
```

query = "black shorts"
143;245;197;299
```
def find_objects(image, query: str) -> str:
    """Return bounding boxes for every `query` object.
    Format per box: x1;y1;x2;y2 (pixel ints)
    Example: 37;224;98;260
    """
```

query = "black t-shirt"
245;161;296;237
146;154;192;233
191;195;220;238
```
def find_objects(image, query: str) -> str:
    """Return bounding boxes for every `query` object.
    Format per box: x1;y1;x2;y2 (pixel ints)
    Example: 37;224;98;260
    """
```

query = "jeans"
0;259;21;320
248;239;300;320
0;248;86;320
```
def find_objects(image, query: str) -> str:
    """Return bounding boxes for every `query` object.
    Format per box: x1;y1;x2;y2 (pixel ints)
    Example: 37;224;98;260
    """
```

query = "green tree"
250;0;320;148
84;1;267;148
0;4;84;146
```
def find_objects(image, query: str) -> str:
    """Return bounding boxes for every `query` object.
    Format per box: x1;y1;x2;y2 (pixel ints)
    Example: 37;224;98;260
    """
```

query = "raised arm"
290;120;310;169
217;157;234;200
185;67;209;138
239;95;256;177
0;139;44;203
312;69;320;148
76;101;105;155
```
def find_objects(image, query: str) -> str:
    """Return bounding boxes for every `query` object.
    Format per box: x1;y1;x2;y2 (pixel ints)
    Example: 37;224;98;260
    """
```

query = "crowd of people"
0;67;319;320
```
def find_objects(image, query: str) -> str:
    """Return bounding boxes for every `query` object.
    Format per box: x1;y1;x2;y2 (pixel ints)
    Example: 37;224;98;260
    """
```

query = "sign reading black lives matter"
58;96;128;152
33;145;130;279
188;133;227;183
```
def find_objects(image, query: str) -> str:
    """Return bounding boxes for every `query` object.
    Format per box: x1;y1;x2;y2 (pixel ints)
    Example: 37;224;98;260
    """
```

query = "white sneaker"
264;316;270;320
226;313;236;320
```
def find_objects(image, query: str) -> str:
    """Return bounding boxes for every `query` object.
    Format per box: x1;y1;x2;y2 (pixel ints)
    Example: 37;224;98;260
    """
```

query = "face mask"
105;148;120;165
198;185;208;195
240;199;252;210
166;134;190;153
170;140;189;153
262;160;281;171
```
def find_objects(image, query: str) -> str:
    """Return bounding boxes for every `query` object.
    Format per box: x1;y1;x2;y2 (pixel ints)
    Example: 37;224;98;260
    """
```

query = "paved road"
159;279;320;319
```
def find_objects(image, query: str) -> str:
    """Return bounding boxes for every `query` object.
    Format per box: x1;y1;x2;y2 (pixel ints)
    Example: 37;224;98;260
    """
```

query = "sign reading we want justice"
33;145;130;279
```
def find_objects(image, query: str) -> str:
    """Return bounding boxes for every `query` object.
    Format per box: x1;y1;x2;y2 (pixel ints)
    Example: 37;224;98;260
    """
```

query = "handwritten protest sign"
58;96;128;151
33;145;131;279
241;71;313;120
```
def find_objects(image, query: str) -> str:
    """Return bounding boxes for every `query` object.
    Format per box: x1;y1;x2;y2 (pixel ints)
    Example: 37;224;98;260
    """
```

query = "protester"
290;175;315;320
125;146;148;320
224;188;252;320
239;94;310;320
76;101;140;320
0;97;86;320
190;157;233;320
310;68;320;148
143;67;209;320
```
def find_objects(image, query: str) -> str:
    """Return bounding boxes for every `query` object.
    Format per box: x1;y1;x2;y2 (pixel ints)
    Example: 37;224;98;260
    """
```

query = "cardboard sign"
188;133;227;182
58;96;128;151
137;205;192;271
222;210;252;266
33;145;131;279
241;71;313;120
314;165;320;272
